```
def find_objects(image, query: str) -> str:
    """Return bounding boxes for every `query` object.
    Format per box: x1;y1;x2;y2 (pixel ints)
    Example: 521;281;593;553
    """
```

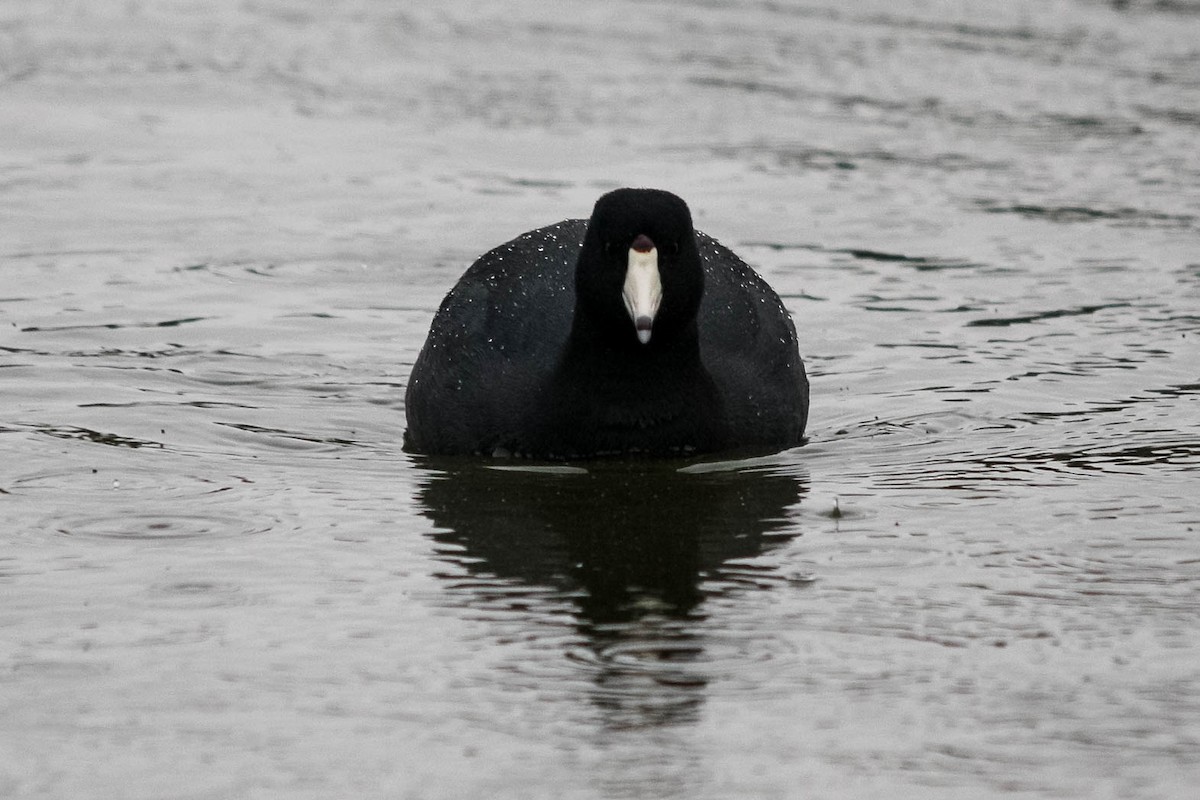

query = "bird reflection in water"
412;457;808;729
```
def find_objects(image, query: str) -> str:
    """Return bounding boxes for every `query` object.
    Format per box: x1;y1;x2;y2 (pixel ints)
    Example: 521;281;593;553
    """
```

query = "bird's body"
404;190;808;458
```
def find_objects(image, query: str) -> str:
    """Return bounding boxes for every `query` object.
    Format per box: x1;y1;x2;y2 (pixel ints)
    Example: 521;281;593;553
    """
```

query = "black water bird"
404;188;808;458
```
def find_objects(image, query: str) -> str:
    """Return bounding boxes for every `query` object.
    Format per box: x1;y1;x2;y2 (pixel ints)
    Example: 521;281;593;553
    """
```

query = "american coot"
404;188;809;458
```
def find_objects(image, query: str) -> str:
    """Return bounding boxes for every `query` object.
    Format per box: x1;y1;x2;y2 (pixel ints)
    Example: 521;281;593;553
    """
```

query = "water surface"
3;1;1199;798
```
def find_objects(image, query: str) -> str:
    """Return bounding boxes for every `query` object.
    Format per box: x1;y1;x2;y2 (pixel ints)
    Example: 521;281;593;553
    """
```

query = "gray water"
3;1;1199;798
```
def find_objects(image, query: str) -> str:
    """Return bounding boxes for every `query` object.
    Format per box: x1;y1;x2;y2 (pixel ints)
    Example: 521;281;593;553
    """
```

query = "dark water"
3;1;1199;797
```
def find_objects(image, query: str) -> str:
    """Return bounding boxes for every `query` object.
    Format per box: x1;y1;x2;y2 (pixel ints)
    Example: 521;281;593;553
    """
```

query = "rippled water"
3;1;1199;798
